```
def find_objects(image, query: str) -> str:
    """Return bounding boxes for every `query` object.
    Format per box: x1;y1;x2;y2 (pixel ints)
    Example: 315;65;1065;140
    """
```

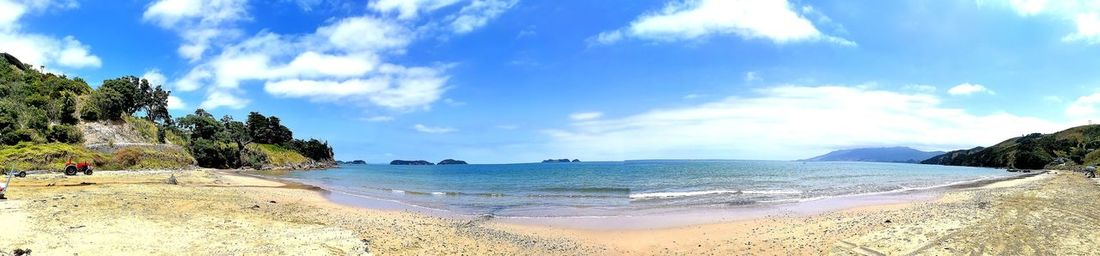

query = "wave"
629;189;802;200
758;176;998;204
539;187;631;194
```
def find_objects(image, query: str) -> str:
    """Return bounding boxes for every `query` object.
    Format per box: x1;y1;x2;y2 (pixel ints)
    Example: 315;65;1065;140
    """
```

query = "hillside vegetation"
0;52;333;171
922;125;1100;169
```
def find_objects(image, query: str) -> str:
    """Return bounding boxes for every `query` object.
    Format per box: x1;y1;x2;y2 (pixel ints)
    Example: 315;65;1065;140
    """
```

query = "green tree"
59;92;78;124
89;87;126;120
47;125;83;144
98;76;144;116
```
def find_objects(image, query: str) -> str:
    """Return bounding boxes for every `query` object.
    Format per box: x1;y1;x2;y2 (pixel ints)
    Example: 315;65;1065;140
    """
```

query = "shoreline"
258;169;1044;230
3;168;1096;255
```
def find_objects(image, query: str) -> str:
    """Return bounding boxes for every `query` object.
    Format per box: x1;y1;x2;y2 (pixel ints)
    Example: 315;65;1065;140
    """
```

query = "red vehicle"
64;160;93;176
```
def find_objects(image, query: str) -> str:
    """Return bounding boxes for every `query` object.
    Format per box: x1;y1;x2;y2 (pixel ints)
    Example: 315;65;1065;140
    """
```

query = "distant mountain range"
802;147;945;163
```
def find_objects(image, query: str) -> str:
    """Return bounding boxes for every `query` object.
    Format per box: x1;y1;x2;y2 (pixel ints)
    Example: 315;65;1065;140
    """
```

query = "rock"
389;160;434;165
438;159;468;165
166;174;179;185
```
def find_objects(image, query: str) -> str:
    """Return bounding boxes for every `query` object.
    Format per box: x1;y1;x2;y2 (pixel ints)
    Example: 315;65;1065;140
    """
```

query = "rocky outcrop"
1;52;30;71
390;160;434;165
438;159;468;165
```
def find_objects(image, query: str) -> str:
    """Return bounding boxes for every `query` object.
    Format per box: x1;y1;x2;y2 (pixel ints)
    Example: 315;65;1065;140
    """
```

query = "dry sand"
1;169;1098;255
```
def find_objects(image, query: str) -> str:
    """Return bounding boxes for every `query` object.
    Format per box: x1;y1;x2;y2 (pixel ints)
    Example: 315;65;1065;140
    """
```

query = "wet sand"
1;169;1097;255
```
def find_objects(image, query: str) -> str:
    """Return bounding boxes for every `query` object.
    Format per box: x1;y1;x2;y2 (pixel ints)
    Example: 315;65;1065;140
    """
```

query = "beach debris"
884;219;891;224
12;248;31;256
268;200;277;204
251;205;261;209
166;174;179;185
70;225;85;229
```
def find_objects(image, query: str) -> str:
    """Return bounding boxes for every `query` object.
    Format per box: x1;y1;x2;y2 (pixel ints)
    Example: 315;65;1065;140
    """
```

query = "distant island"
390;160;434;165
337;160;367;165
542;159;580;163
802;147;944;163
922;125;1100;169
438;159;468;165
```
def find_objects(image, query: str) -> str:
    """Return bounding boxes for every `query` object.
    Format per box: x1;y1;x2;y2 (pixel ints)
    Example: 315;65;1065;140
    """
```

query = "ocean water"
279;160;1018;218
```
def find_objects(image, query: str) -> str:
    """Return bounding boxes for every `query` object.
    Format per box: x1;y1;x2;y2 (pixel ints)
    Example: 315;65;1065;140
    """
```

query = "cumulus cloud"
946;83;993;96
199;89;249;110
142;69;168;87
0;0;100;70
569;112;603;121
543;85;1065;160
413;124;456;134
143;0;249;62
150;1;511;112
166;95;188;110
593;0;854;46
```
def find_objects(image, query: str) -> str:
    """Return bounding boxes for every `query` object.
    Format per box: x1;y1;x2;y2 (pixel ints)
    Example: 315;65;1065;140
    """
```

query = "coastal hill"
0;52;334;171
922;125;1100;169
802;147;944;163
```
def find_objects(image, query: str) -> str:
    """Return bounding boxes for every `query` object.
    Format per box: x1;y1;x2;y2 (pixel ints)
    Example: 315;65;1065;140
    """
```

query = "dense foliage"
1;52;333;170
922;125;1100;169
0;53;92;145
174;109;333;169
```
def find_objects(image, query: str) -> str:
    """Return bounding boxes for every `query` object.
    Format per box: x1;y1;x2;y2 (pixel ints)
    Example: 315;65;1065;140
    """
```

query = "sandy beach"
1;169;1098;255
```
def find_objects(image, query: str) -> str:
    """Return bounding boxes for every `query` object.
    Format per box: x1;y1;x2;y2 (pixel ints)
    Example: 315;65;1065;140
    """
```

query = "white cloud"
150;0;513;111
1065;12;1100;43
413;124;456;134
744;71;760;82
947;83;994;96
142;69;168;87
199;89;249;110
543;85;1065;161
569;112;604;121
143;0;249;62
447;0;517;34
1009;0;1048;16
0;0;100;69
364;115;395;122
443;98;466;106
320;16;413;52
999;0;1100;43
593;0;854;46
1067;92;1100;121
166;95;187;110
903;84;937;93
370;0;463;20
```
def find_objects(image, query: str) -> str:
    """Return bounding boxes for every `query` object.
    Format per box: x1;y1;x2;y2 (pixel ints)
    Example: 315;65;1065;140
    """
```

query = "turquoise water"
281;160;1017;217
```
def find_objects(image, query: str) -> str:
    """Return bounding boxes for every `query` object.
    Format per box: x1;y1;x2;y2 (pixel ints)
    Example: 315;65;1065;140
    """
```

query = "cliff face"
922;125;1100;169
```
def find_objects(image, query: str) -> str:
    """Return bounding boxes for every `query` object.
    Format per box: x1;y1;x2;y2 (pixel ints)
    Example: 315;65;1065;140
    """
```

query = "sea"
276;160;1019;220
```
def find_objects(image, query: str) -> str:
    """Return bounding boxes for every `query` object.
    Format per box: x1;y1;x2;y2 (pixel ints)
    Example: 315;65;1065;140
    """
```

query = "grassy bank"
0;143;194;171
248;143;310;168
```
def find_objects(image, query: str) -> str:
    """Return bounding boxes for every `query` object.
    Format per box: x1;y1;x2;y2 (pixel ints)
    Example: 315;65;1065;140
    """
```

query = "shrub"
47;125;83;144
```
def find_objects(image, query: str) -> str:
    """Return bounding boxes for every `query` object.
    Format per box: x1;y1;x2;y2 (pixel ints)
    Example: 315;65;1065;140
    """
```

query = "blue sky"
4;0;1100;163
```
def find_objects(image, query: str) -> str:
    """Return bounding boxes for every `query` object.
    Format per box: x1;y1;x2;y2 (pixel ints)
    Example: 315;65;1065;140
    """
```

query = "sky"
3;0;1100;163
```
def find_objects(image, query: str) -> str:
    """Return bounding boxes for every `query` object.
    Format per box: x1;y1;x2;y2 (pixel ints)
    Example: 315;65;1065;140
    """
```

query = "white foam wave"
630;190;802;200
